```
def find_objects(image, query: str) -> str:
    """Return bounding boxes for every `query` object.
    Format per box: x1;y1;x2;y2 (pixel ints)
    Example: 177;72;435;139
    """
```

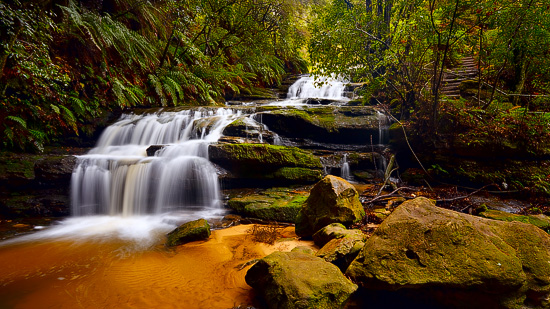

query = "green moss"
478;209;550;232
0;153;39;180
227;188;309;222
165;219;211;247
210;143;322;169
268;167;323;182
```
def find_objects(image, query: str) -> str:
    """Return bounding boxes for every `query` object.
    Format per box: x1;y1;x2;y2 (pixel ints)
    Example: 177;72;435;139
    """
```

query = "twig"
436;183;497;203
366;187;416;204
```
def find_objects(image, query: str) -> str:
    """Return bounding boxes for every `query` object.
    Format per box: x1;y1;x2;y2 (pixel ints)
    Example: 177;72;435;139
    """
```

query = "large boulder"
245;251;357;309
228;187;309;222
295;176;365;237
477;209;550;232
165;219;211;247
346;197;550;308
312;223;365;247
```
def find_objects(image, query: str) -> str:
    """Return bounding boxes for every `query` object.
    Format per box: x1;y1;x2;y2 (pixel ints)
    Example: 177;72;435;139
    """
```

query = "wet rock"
295;175;365;237
146;145;164;156
245;251;357;309
166;219;211;247
478;209;550;232
346;197;550;308
228;188;309;222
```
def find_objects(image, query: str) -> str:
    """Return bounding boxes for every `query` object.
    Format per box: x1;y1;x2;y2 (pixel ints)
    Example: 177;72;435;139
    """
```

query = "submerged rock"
295;176;365;237
166;219;211;247
228;188;309;222
245;251;357;309
346;197;550;308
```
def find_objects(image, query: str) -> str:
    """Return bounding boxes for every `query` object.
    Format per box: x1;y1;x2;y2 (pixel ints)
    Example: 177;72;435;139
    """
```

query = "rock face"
312;223;365;247
245;251;358;309
257;106;384;144
166;219;211;247
209;144;323;186
346;197;550;308
227;188;309;222
295;176;365;237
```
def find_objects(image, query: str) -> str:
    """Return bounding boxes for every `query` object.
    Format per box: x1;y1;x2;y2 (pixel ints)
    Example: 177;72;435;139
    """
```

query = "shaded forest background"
1;0;550;161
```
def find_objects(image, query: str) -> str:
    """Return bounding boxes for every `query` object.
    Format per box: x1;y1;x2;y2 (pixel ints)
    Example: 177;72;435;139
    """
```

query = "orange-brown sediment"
0;224;315;308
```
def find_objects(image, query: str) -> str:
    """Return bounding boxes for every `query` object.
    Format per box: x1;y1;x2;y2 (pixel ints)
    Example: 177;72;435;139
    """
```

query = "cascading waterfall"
71;108;239;216
287;75;348;100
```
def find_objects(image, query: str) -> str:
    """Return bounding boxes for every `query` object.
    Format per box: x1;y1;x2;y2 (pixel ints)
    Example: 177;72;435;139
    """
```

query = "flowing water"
0;75;389;308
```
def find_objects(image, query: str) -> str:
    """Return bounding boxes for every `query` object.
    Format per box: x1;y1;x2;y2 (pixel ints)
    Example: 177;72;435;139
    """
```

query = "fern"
6;116;27;128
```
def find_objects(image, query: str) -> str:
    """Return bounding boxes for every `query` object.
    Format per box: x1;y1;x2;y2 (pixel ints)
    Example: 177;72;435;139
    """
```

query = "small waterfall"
286;75;348;100
340;154;351;181
376;111;391;144
71;109;237;216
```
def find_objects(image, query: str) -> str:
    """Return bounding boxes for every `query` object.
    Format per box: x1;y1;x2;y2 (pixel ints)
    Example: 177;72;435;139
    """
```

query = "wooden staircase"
440;57;478;99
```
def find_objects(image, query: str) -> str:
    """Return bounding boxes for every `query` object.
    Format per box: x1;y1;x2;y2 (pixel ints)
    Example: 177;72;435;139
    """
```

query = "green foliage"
0;0;310;151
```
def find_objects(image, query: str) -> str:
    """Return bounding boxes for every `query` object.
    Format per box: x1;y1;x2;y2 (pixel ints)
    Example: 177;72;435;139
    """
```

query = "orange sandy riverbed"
0;224;315;308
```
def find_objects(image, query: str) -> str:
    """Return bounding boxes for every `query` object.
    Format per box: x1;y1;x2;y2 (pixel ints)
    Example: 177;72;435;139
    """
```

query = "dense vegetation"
308;0;550;146
0;0;309;151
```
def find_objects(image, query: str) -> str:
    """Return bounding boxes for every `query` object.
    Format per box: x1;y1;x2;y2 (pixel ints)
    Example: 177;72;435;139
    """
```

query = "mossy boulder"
245;251;358;309
478;209;550;232
312;223;366;247
316;236;366;273
257;106;384;144
209;144;323;185
346;197;550;308
228;188;309;222
313;224;366;272
165;219;211;247
295;175;365;237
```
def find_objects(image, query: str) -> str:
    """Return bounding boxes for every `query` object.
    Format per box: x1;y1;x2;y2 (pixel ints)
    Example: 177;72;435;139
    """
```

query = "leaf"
6;116;27;128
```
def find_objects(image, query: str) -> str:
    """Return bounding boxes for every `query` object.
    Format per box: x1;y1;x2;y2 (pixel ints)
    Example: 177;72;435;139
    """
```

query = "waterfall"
340;154;351;181
287;75;348;100
71;108;237;216
376;111;391;145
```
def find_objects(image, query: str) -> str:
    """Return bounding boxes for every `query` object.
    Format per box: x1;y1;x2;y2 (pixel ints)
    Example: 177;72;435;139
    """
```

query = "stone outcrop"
478;209;550;232
295;176;365;237
256;106;385;144
312;223;365;247
209;144;323;186
166;219;211;247
346;197;550;308
245;251;357;309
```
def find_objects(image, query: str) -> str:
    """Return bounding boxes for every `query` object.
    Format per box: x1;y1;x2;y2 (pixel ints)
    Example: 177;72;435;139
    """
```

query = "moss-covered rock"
478;209;550;232
245;251;358;309
346;197;550;308
228;188;309;222
312;223;366;247
313;223;366;272
209;144;323;186
257;106;384;144
316;236;365;273
295;175;365;237
165;219;211;247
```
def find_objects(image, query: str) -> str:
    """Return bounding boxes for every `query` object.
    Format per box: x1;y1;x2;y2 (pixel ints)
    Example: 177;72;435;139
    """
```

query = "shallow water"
0;223;313;308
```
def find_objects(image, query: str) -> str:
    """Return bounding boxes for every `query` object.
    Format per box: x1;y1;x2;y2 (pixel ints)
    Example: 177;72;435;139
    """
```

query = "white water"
340;154;351;181
270;74;349;106
72;108;238;217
